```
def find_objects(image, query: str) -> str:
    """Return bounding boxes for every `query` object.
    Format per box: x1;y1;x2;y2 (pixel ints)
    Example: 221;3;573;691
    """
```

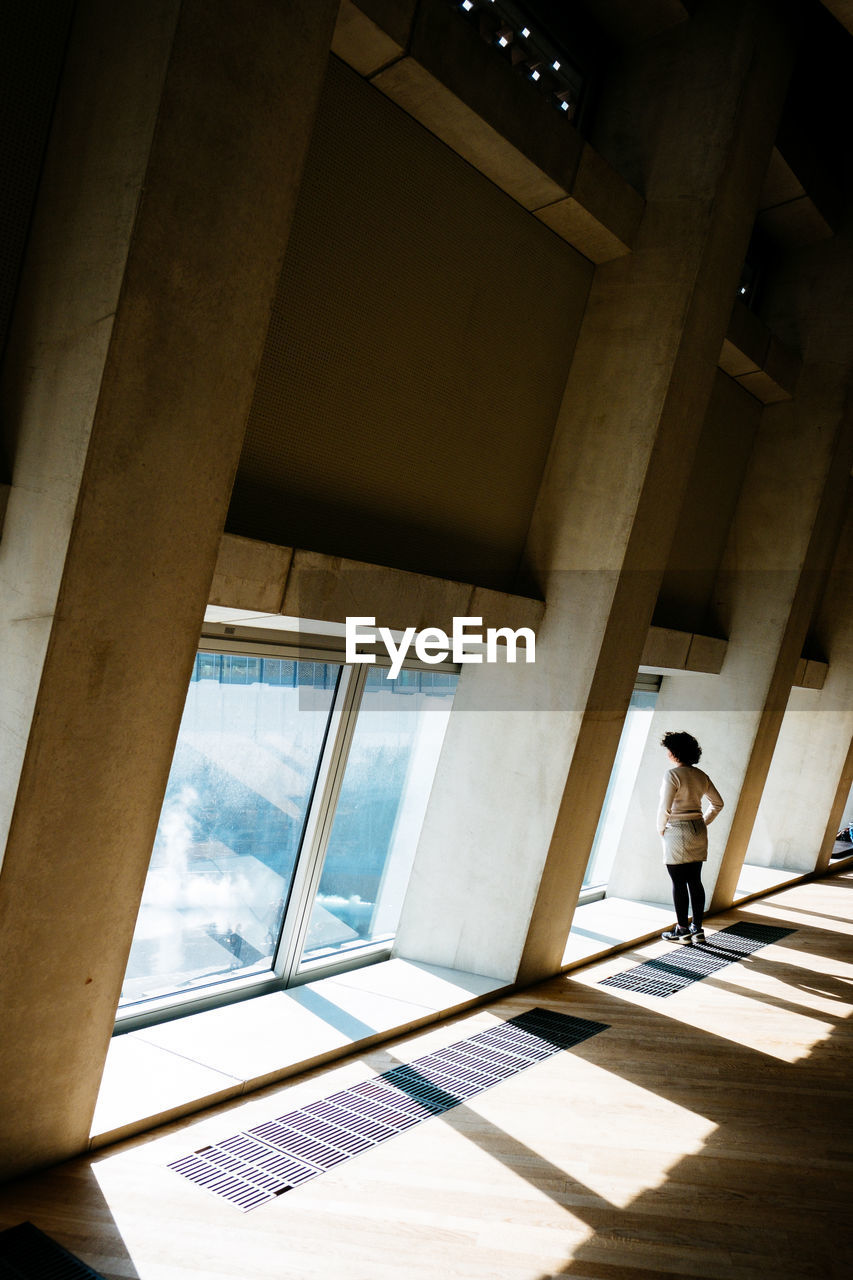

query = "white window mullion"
274;663;369;987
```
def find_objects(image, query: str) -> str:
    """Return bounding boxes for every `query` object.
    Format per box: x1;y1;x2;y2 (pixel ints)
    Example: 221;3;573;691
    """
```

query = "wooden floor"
1;870;851;1280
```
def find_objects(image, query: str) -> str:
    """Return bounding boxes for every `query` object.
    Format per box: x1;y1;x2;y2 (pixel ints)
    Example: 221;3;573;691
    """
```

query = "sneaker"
661;927;692;945
690;927;706;944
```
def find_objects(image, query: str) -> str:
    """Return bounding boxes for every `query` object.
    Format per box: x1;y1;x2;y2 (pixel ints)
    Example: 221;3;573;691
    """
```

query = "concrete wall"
228;55;594;591
2;0;853;1184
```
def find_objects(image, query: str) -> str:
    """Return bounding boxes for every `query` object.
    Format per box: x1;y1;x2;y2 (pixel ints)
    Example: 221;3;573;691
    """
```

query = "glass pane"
121;654;340;1007
583;688;658;890
299;667;458;966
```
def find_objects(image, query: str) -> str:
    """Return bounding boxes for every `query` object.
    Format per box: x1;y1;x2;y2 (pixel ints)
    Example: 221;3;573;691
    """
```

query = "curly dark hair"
661;730;702;766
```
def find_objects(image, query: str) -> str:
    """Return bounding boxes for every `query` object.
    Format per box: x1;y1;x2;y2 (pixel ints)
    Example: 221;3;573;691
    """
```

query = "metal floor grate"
0;1222;106;1280
601;922;795;997
168;1007;608;1211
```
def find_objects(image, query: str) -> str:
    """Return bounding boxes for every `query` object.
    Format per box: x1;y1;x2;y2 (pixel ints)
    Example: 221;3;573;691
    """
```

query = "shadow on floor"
0;1160;140;1280
0;878;849;1279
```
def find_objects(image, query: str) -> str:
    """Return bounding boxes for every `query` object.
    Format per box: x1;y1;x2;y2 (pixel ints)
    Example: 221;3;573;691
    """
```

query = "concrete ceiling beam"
333;0;644;262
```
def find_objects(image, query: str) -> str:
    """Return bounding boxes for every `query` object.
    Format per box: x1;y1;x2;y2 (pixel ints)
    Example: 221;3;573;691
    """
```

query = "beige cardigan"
657;765;724;836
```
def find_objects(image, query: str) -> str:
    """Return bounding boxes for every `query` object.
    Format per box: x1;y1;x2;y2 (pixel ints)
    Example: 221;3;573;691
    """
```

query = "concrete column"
742;494;853;875
816;728;853;874
0;0;181;867
605;234;853;915
395;1;793;985
708;235;853;907
514;0;794;984
0;0;339;1179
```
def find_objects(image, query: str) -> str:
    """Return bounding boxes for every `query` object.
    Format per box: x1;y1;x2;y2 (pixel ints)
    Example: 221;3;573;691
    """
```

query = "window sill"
734;863;808;899
91;958;506;1150
562;895;677;968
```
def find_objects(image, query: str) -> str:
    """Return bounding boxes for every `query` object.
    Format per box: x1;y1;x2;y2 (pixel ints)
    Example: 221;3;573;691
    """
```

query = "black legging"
666;861;705;930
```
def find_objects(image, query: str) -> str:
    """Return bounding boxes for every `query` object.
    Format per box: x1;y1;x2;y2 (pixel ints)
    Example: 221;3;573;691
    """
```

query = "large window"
119;640;457;1028
299;669;457;971
582;678;659;896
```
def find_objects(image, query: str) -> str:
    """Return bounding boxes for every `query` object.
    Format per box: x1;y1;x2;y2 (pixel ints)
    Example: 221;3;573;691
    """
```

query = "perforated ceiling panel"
228;56;593;590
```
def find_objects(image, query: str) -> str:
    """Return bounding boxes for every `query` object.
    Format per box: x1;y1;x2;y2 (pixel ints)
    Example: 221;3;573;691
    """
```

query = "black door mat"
600;922;796;997
168;1007;609;1211
0;1222;106;1280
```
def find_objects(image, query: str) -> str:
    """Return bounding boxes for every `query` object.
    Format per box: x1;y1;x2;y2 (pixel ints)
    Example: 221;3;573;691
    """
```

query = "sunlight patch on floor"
571;939;842;1063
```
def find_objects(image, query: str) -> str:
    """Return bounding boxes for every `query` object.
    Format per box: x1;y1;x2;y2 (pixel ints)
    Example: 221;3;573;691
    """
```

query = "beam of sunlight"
570;938;847;1063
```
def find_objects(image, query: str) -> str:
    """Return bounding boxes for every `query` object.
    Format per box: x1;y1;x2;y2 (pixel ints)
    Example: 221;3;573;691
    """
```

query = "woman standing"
657;731;723;945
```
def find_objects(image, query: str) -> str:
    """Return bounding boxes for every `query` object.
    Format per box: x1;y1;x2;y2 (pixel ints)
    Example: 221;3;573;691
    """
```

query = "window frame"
579;672;662;902
114;627;459;1034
